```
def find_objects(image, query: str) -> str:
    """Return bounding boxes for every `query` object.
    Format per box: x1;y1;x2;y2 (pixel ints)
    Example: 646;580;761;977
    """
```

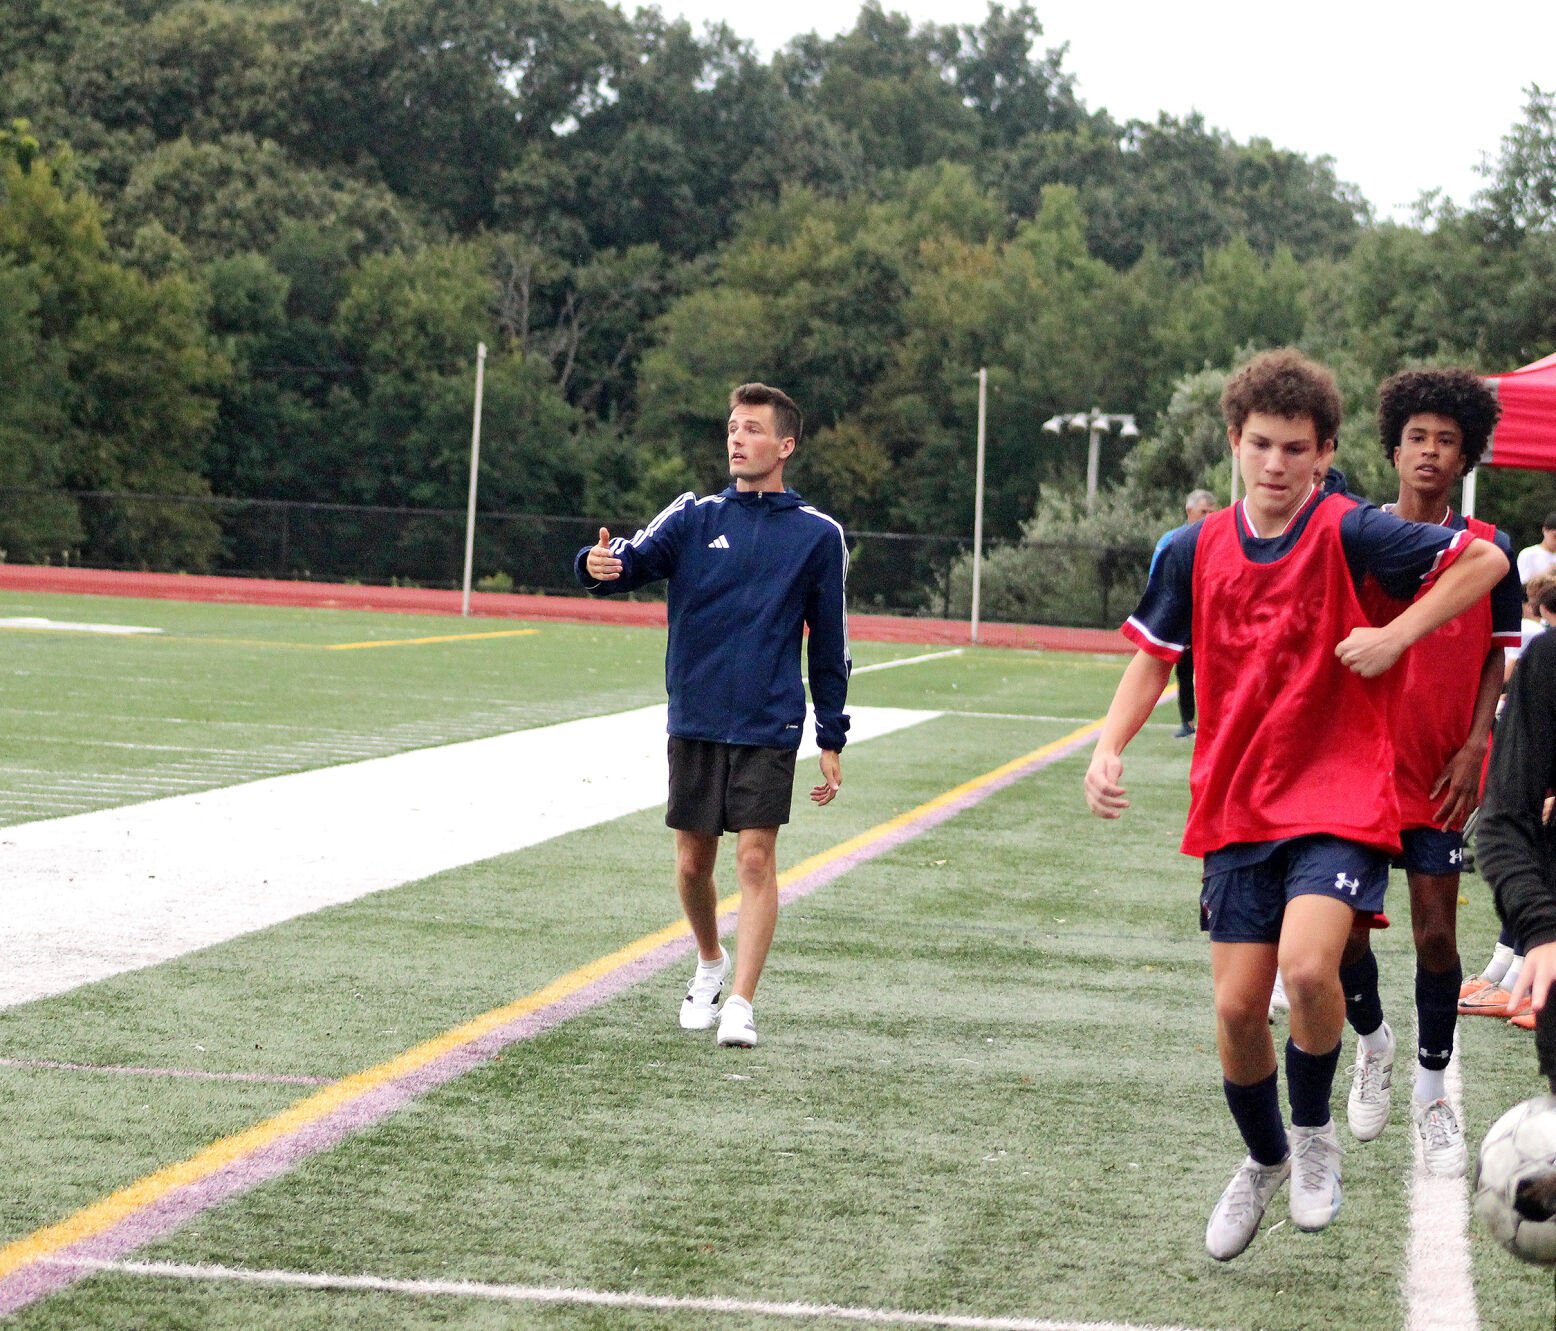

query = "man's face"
1187;498;1217;524
1394;412;1464;498
1543;524;1556;550
1230;411;1332;531
727;403;793;491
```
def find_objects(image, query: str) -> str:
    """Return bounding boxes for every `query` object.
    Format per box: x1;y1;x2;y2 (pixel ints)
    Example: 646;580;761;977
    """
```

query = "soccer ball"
1475;1095;1556;1264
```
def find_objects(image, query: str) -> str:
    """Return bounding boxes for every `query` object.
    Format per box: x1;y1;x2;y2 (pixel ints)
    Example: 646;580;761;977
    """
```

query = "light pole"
971;367;987;644
1041;407;1139;512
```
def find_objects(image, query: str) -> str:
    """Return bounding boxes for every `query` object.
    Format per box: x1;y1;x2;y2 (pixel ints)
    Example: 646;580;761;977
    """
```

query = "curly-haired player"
1339;368;1521;1177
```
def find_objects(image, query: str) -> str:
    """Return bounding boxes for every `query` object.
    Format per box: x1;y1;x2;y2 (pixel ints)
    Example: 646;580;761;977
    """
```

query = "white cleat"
716;997;757;1048
1412;1097;1468;1178
679;949;729;1030
1205;1154;1290;1261
1346;1024;1395;1142
1289;1121;1343;1231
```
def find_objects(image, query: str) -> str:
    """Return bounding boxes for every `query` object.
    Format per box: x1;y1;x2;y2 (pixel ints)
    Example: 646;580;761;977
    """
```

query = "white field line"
1404;1028;1477;1331
61;1259;1216;1331
0;704;935;1009
0;617;163;635
850;648;965;675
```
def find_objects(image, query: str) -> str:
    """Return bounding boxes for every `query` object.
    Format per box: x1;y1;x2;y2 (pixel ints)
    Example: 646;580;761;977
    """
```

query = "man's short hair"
1376;368;1501;471
1539;582;1556;617
1526;571;1556;605
730;383;803;446
1185;489;1217;512
1543;510;1556;531
1220;348;1342;444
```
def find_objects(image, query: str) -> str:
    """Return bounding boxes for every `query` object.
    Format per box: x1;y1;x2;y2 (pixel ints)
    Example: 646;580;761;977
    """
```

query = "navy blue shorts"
1393;826;1465;876
1200;836;1390;944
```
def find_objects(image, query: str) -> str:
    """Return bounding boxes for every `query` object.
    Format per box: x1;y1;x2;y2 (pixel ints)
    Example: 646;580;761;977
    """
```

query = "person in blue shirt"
1150;488;1218;738
575;383;851;1050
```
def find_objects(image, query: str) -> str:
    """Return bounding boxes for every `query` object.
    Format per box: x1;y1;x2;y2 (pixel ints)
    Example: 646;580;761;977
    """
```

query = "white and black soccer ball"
1475;1094;1556;1265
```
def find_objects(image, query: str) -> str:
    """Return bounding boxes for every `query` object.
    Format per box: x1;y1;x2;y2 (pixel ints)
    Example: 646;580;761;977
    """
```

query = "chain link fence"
0;488;1149;626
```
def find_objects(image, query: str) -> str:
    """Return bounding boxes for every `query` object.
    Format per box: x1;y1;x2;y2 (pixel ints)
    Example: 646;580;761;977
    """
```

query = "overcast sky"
654;0;1554;224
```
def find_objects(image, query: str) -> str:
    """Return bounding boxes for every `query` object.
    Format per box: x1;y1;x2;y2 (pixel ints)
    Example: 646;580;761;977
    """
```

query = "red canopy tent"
1462;350;1556;515
1484;350;1556;470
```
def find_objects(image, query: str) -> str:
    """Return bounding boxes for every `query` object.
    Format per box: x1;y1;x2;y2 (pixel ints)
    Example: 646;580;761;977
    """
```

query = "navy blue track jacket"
574;485;851;752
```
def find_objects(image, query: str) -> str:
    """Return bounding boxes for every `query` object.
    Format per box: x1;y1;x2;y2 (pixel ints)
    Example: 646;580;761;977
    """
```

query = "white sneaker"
1412;1097;1468;1178
1346;1024;1394;1141
716;997;757;1048
679;949;729;1030
1289;1121;1343;1231
1205;1154;1290;1261
1267;972;1289;1023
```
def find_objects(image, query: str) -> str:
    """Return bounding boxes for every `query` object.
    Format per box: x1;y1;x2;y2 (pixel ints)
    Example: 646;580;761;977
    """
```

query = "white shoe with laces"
679;948;729;1030
1346;1024;1395;1142
1289;1121;1343;1231
1205;1154;1290;1261
1412;1097;1468;1178
716;996;758;1048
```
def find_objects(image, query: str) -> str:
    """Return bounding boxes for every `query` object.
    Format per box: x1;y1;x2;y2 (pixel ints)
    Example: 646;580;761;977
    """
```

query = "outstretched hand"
585;526;622;582
811;750;841;806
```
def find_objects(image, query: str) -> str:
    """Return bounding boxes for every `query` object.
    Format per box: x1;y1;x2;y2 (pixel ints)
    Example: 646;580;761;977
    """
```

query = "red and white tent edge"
1463;350;1556;515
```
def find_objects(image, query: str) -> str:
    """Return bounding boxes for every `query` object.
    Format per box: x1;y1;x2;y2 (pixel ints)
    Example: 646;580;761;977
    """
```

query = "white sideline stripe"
1404;1029;1477;1331
0;617;163;635
63;1259;1216;1331
0;704;935;1010
851;648;965;675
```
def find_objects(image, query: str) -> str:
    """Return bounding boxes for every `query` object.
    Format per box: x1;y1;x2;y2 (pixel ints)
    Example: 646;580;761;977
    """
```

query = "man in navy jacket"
575;382;850;1048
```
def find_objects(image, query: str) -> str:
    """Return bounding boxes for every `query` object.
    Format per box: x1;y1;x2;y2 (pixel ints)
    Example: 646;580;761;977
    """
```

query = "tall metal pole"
970;367;988;644
1461;467;1478;518
1085;410;1102;513
460;341;488;617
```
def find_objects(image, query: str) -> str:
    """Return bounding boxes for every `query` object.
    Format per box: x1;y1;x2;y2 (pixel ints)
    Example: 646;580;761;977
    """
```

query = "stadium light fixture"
1049;407;1140;512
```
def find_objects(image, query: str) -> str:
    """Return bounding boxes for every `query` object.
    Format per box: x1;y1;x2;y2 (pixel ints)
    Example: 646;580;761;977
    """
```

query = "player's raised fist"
586;526;622;582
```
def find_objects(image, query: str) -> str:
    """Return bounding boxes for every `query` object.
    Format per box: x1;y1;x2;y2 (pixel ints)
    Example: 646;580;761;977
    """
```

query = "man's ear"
779;437;796;460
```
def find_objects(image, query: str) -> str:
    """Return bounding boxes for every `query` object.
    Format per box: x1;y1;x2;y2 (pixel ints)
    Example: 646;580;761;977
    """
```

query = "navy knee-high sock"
1340;948;1385;1038
1286;1038;1342;1129
1416;962;1462;1071
1224;1071;1288;1166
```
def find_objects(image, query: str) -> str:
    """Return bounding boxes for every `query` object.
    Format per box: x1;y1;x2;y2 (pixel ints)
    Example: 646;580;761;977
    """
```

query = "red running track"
0;565;1131;654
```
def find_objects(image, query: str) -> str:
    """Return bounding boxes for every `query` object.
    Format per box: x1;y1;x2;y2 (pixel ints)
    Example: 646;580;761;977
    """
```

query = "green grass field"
0;589;1551;1329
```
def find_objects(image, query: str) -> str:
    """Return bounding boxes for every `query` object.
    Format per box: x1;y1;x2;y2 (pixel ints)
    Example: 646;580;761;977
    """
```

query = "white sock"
723;995;752;1015
1416;1067;1447;1104
1358;1022;1393;1057
1483;943;1516;985
1504;957;1525;993
698;950;727;972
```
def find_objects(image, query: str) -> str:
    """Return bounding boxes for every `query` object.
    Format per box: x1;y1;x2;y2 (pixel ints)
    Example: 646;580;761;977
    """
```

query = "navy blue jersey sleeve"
573;492;693;595
1491;529;1523;646
1123;523;1197;660
1338;502;1466;602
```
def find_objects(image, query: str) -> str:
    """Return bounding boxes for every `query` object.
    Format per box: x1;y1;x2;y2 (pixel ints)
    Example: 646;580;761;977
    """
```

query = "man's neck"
1392;487;1450;526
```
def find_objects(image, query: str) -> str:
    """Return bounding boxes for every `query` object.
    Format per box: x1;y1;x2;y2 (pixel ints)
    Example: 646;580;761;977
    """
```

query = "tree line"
1;0;1553;599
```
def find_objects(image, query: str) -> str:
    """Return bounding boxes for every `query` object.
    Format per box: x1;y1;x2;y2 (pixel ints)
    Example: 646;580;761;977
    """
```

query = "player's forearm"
1095;651;1173;759
1389;539;1509;651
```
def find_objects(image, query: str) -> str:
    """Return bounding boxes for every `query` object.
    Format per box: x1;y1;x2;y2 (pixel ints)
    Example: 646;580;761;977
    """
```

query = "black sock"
1286;1038;1342;1129
1416;961;1462;1071
1224;1071;1288;1166
1340;949;1385;1038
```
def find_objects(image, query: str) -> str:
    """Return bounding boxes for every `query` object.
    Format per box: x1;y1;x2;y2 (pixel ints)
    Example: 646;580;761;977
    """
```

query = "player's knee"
1277;958;1337;1011
1214;986;1268;1036
1414;924;1458;973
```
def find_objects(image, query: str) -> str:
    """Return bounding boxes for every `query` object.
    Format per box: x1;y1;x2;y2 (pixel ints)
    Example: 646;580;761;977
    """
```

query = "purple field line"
0;719;1101;1317
0;1057;335;1087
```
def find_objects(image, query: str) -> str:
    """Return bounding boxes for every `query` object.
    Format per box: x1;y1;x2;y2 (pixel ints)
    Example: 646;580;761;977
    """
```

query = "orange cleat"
1460;975;1494;1002
1510;1010;1537;1031
1458;983;1513;1017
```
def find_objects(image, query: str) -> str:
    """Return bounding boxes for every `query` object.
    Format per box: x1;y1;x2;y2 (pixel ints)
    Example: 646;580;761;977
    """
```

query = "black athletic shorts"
666;737;797;837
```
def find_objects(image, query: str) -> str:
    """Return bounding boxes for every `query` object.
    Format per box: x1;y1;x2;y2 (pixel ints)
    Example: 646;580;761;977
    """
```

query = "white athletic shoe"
1267;972;1290;1023
1346;1024;1395;1142
1205;1154;1290;1261
679;949;729;1030
716;997;758;1048
1412;1097;1469;1179
1288;1121;1343;1231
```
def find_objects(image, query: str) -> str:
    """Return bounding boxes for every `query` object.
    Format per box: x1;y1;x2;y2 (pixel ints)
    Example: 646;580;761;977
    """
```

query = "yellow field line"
324;629;539;651
0;716;1105;1282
